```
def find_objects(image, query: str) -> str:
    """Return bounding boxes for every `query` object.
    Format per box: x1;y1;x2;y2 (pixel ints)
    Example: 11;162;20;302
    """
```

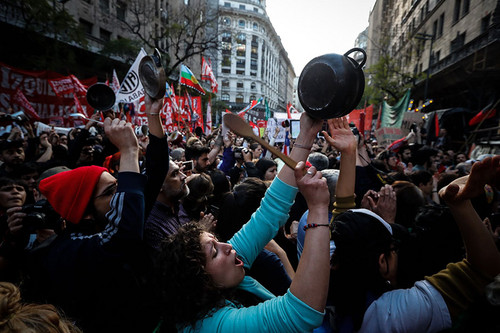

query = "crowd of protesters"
0;95;499;333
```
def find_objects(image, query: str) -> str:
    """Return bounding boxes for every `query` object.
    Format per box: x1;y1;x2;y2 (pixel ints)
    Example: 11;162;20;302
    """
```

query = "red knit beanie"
39;166;107;224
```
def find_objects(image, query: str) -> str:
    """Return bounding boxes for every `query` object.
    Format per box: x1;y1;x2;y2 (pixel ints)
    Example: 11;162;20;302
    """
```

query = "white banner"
116;48;147;104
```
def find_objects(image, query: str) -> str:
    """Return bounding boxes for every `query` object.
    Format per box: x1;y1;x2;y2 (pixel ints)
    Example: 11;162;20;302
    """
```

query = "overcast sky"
266;0;376;76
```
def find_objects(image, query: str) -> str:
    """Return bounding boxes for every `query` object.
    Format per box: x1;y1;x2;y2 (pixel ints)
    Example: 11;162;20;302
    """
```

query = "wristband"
303;223;330;231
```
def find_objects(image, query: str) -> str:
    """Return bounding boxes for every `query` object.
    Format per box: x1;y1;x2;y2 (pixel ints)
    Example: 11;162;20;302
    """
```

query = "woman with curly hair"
0;282;81;333
155;115;354;332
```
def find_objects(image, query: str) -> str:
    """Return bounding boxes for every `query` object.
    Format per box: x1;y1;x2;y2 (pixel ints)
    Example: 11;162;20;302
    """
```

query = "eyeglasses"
0;185;25;192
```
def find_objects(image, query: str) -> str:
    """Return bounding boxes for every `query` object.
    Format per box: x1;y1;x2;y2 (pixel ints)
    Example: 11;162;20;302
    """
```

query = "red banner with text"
0;62;97;123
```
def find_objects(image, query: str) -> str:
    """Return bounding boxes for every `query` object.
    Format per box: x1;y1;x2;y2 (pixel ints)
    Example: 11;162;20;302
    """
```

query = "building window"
462;0;470;16
99;28;111;41
251;82;256;89
236;94;244;103
222;31;232;42
253;7;259;12
481;14;491;34
239;4;245;10
221;94;230;101
116;1;126;21
453;0;461;23
250;59;257;70
236;33;246;44
237;44;246;57
250;71;257;77
438;13;444;38
224;2;230;7
249;95;256;102
237;82;244;88
222;68;231;74
99;0;109;15
223;17;231;26
236;59;245;69
253;22;258;31
450;31;466;52
239;20;245;28
222;56;231;67
432;20;438;39
236;70;245;75
79;19;93;36
222;80;230;88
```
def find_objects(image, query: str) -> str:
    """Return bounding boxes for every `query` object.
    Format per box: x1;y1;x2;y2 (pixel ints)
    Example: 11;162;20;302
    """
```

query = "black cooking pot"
298;48;366;119
86;83;116;111
139;48;166;100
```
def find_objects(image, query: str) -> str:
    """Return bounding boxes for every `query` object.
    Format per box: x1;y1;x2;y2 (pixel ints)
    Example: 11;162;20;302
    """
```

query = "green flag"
380;89;411;128
265;99;271;120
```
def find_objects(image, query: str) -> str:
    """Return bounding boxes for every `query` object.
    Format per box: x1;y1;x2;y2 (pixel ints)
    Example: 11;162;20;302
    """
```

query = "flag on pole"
206;97;212;135
237;97;263;117
468;102;497;126
48;77;75;97
265;99;271;120
116;48;147;103
201;57;218;93
180;64;205;95
73;94;87;117
69;75;88;97
111;69;121;94
380;89;411;128
12;89;40;120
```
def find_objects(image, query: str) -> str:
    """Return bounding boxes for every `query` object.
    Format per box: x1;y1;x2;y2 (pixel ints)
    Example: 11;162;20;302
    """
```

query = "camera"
22;200;61;233
233;147;248;160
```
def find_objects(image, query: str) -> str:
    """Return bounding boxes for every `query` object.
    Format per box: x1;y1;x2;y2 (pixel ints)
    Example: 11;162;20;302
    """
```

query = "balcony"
430;27;500;76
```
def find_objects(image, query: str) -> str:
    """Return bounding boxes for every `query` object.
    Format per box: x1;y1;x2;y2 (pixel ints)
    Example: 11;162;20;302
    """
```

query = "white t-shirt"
359;280;451;333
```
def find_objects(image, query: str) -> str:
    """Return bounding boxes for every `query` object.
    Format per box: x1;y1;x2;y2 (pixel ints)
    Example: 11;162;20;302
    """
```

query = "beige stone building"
214;0;296;120
367;0;500;109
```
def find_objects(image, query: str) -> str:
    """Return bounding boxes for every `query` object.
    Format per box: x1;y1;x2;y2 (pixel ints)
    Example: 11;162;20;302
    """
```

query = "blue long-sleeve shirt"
181;177;324;333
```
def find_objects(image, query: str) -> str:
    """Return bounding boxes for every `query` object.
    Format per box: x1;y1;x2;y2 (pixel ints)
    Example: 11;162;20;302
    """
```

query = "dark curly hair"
156;222;228;328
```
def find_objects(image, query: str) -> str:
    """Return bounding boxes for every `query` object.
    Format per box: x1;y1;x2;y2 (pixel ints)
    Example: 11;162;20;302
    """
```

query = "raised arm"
277;113;323;186
290;162;330;311
104;118;139;173
439;155;500;278
323;117;357;199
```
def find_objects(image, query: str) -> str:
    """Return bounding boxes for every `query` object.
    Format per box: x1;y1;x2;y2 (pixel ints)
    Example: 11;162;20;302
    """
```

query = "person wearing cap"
328;156;500;332
22;96;168;333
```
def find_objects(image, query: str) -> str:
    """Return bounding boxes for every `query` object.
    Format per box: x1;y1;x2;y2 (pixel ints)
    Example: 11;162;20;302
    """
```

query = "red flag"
468;107;497;126
48;76;75;97
434;112;440;137
70;75;87;97
286;103;294;119
12;89;41;120
73;94;87;117
201;57;218;93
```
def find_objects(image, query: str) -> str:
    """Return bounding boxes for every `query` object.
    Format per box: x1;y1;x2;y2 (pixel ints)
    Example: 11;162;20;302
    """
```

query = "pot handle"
344;48;367;69
152;48;162;67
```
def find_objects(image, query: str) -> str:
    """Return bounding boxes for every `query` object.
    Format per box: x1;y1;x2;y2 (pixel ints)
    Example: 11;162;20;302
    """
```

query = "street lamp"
415;33;435;102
